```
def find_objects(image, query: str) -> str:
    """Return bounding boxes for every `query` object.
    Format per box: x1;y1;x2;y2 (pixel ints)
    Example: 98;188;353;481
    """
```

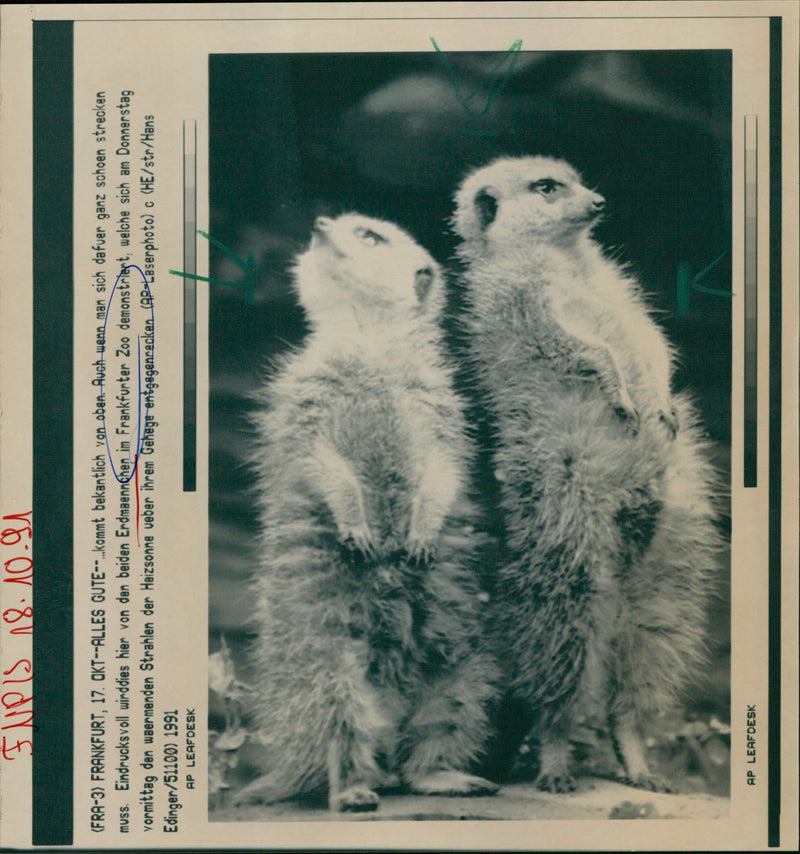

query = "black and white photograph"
207;48;733;822
0;3;797;851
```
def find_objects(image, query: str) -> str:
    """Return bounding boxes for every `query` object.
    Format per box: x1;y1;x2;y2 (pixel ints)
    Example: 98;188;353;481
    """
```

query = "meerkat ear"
474;186;499;230
414;267;435;304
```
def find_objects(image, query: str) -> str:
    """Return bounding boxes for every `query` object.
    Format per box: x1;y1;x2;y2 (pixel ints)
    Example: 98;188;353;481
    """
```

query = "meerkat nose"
591;196;606;211
314;216;333;232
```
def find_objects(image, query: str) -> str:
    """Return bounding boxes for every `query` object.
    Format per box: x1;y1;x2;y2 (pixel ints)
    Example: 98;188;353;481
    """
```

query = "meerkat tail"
402;648;500;796
233;769;301;807
609;394;723;788
326;722;381;812
245;630;396;810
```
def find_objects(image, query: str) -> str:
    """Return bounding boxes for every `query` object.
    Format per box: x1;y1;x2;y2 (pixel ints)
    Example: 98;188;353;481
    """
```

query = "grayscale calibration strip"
183;119;197;491
744;115;757;488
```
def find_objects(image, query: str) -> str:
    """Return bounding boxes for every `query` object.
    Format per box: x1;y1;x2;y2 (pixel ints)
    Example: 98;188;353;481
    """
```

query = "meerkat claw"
614;404;640;434
659;406;679;438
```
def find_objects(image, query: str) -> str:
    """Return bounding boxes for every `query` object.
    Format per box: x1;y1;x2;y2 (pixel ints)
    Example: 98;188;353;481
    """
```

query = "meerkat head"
293;213;445;323
452;156;606;256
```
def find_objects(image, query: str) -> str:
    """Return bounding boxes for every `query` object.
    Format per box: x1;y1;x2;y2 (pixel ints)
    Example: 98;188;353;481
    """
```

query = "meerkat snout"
294;212;446;324
591;195;606;211
309;216;339;254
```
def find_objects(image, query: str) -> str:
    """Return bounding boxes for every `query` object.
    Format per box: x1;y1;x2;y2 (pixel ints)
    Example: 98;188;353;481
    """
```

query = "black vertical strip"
32;20;74;846
183;121;197;492
767;15;782;850
743;117;758;487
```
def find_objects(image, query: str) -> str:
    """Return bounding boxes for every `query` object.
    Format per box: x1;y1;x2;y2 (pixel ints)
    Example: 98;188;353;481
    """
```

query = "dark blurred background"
207;50;732;799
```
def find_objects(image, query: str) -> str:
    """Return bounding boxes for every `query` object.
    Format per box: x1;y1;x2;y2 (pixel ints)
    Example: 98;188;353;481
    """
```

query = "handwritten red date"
1;510;34;759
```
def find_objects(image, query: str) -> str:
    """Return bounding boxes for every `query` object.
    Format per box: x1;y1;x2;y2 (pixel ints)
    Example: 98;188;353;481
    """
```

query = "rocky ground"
212;777;728;823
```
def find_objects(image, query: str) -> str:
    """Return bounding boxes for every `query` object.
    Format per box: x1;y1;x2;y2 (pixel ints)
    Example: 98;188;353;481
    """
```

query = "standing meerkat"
235;213;501;812
452;156;721;792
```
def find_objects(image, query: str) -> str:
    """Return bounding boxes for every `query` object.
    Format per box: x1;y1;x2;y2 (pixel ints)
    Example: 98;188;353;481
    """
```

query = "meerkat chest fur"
453;156;675;434
466;221;629;349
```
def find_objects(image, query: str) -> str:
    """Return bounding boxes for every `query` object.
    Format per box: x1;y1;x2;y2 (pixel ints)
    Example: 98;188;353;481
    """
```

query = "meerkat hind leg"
536;732;577;793
402;662;500;797
609;710;673;793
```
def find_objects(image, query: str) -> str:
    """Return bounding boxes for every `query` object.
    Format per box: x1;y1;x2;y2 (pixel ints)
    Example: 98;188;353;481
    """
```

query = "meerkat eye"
354;227;388;247
529;179;561;196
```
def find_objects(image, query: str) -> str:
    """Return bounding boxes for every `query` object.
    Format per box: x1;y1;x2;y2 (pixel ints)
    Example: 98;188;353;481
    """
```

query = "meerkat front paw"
614;405;640;434
339;523;376;557
658;406;679;438
405;533;437;564
610;385;640;435
404;454;460;560
405;504;443;562
613;402;640;435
